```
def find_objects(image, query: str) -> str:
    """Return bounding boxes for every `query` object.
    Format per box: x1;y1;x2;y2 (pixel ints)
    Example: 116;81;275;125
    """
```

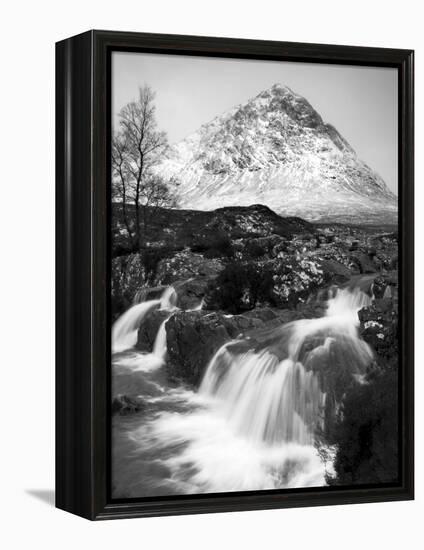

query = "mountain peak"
270;83;294;94
158;85;397;224
256;83;294;97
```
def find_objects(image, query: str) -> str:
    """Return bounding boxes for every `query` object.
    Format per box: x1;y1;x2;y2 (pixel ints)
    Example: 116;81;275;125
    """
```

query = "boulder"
349;252;377;274
242;307;280;323
149;250;225;310
358;298;398;367
166;309;267;386
173;278;208;310
165;304;326;387
318;259;352;284
154;250;224;286
137;309;170;352
270;257;328;308
203;255;350;313
372;273;398;299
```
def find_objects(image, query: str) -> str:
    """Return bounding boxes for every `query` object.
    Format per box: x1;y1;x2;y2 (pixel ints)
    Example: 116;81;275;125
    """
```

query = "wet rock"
243;307;280;323
112;395;145;415
166;311;230;386
318;259;351;284
350;252;377;274
173;278;208;310
165;303;327;388
295;300;328;319
358;298;398;366
136;309;170;352
166;309;267;386
149;250;225;309
372;273;398;299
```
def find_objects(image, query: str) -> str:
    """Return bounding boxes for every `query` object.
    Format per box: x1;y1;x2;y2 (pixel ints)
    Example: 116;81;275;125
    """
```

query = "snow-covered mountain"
157;83;397;224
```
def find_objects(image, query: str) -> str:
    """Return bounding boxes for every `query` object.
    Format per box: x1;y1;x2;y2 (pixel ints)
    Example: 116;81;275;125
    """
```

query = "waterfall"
112;300;161;353
112;286;177;353
133;285;178;307
192;298;205;311
160;286;178;310
112;317;170;372
200;286;373;447
114;284;375;493
152;319;169;361
133;288;149;304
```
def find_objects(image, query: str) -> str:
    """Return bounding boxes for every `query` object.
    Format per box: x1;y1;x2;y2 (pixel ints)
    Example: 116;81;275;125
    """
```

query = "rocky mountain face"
157;84;397;224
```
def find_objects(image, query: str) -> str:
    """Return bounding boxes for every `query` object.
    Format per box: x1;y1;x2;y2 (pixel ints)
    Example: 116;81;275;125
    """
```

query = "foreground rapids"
111;285;373;497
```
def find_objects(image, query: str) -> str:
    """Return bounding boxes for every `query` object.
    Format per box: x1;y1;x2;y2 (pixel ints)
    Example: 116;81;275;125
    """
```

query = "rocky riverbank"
111;204;399;488
112;205;397;388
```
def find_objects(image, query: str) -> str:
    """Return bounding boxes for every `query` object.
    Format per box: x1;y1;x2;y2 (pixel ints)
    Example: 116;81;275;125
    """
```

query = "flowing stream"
112;284;373;497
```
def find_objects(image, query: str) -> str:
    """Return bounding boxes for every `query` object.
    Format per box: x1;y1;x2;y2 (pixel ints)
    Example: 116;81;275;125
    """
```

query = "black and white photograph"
110;52;399;498
1;0;421;542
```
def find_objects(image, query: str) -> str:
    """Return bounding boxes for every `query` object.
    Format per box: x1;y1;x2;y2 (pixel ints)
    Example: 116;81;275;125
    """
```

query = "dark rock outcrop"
154;251;225;310
165;302;329;387
173;278;208;310
322;279;399;486
166;309;270;386
137;309;170;352
358;298;398;367
318;259;352;283
155;250;224;286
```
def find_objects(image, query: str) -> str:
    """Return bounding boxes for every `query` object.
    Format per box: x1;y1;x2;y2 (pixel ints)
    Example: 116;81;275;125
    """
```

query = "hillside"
112;203;314;255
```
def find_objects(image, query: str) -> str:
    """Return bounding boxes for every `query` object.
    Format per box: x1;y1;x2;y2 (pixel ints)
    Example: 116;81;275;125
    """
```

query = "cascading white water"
112;300;161;353
159;286;178;310
114;284;374;494
191;298;205;311
200;286;373;447
152;320;168;361
200;348;324;445
113;317;171;372
112;286;177;354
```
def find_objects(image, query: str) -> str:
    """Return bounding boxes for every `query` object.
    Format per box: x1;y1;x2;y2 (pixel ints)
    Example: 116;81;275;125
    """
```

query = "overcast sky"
112;52;398;194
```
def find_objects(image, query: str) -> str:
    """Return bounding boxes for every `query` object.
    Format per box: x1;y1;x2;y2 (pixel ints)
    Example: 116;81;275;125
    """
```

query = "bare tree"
112;132;133;244
112;85;175;249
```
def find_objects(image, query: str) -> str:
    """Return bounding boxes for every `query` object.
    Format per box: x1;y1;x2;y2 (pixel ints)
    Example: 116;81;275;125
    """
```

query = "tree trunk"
121;190;134;248
134;187;142;251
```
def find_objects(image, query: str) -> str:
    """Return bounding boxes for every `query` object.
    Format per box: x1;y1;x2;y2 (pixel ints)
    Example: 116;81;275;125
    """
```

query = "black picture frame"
56;29;414;520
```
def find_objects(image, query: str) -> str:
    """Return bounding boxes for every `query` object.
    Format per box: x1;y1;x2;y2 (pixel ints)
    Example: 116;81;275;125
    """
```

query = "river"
111;282;373;498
